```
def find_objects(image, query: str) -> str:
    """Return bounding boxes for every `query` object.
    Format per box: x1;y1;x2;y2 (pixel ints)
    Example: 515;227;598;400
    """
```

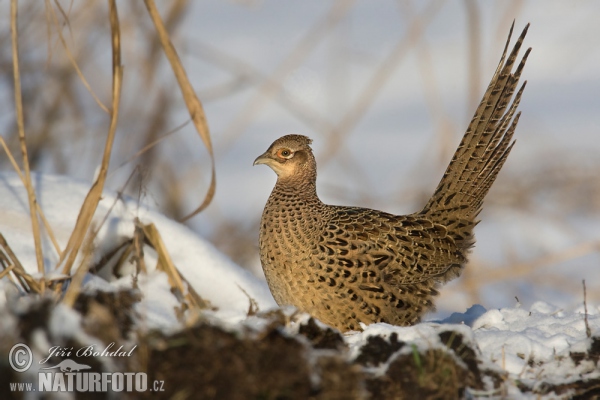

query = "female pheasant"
254;24;530;332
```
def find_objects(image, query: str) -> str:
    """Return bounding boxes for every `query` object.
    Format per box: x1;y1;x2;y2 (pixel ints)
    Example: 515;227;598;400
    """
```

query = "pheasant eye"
278;149;293;159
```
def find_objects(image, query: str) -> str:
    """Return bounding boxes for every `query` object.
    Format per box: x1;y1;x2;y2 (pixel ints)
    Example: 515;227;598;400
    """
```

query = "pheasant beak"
253;152;272;166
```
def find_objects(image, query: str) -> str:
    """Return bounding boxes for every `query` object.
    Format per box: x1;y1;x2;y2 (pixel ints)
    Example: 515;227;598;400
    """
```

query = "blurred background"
1;0;599;317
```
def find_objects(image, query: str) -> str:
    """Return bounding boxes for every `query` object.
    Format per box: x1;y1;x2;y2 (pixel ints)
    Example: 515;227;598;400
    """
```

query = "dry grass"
143;0;215;222
139;220;213;316
0;1;214;318
0;233;42;293
57;0;122;278
11;0;45;283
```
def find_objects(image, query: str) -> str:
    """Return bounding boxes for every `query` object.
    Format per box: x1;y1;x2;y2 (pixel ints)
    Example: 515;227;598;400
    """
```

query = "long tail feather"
422;22;530;219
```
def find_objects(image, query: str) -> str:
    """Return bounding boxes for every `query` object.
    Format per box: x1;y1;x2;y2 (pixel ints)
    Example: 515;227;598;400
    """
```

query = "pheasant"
254;23;530;332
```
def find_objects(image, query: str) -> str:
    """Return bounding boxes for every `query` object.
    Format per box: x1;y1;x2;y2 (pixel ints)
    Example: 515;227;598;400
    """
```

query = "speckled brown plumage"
254;24;531;332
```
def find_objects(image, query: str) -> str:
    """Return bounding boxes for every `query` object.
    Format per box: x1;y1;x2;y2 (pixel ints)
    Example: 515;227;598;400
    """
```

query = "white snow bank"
472;301;600;381
339;301;600;392
0;172;276;329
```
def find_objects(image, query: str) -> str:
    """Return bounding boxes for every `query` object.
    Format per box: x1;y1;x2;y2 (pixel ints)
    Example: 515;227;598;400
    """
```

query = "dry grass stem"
0;136;62;256
59;0;123;276
62;229;96;307
139;221;211;312
0;234;41;293
143;0;216;221
142;0;188;84
0;264;16;280
11;0;46;283
93;166;141;237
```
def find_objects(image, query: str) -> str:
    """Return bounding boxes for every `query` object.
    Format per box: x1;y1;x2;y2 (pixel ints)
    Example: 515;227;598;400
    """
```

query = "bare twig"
237;284;259;316
46;0;110;113
108;119;191;179
582;280;591;338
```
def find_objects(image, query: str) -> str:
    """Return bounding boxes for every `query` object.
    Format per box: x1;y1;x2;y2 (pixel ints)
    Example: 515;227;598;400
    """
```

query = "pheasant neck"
273;175;321;205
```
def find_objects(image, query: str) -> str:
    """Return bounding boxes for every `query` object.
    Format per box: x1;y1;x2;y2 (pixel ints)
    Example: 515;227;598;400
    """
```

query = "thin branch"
108;119;191;179
583;280;591;338
46;0;110;113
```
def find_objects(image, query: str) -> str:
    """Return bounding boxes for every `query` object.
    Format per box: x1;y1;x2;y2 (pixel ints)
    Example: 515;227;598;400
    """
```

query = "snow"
341;301;600;383
0;171;277;330
345;321;479;375
472;302;600;379
1;172;598;397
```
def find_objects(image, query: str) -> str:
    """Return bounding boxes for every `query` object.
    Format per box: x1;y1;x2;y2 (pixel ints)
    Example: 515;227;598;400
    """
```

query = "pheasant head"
253;134;317;182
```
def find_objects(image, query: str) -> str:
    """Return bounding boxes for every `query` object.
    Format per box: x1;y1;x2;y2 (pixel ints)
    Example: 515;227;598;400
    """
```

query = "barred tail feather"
422;22;531;220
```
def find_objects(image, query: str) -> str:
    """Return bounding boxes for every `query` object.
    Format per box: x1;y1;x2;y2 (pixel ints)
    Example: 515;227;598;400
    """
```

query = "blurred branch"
45;0;110;113
313;0;444;203
464;0;481;115
396;0;458;201
473;241;600;284
216;0;356;153
494;0;525;48
320;0;444;165
191;41;334;134
109;119;191;179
